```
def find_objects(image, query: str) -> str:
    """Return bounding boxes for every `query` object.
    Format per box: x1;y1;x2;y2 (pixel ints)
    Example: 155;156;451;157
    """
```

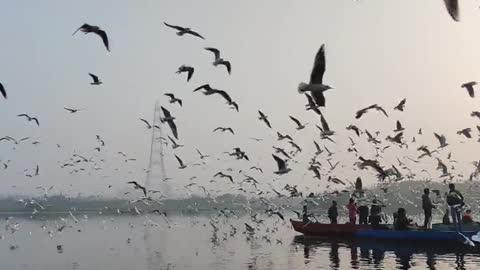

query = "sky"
1;0;480;199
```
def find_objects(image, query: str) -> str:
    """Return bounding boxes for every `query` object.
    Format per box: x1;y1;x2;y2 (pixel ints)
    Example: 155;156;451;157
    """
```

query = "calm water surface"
0;213;479;270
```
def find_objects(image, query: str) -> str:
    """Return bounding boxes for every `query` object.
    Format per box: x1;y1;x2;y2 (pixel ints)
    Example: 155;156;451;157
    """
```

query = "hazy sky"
1;0;480;198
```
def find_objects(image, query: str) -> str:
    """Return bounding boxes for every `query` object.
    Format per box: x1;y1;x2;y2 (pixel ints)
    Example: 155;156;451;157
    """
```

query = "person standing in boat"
328;200;338;224
369;199;384;229
357;204;369;225
394;208;413;231
446;183;464;232
422;188;436;229
302;205;310;224
347;198;358;224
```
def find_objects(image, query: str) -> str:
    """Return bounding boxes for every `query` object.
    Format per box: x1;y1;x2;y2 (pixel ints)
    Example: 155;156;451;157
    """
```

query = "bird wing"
310;44;325;84
289;116;302;127
311;91;326;107
175;155;184;166
444;0;459;22
164;93;175;99
160;106;172;119
187;68;194;81
212;90;232;103
168;136;176;145
163;22;186;31
272;154;286;170
96;29;110;51
139;118;151;128
88;73;99;82
205;47;221;60
227;128;235;134
320;114;330;132
0;83;6;99
220;61;231;74
187;30;205;39
32;118;40;126
193;84;210;92
396;120;402;130
167;120;178;139
314;140;321;152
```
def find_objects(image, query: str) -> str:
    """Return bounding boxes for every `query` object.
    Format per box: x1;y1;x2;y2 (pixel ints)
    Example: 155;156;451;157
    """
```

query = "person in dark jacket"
328;201;338;224
369;199;384;228
357;204;369;225
422;188;435;229
446;183;464;232
395;208;411;231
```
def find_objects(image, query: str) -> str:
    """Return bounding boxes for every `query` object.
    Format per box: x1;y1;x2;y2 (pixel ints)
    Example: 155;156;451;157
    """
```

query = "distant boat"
290;219;370;236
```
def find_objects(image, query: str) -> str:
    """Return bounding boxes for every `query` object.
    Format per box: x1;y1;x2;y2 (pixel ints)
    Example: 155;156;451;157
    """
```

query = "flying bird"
319;113;335;137
462;81;477;98
176;65;195;82
277;132;293;141
168;136;183;149
139;118;159;129
163;22;205;39
17;114;39;126
0;83;6;99
434;133;448;148
175;155;187;169
394;120;404;132
160;107;178;139
127;181;147;197
73;23;110;51
196;149;209;159
443;0;459;22
297;44;332;107
64;107;81;113
457;128;472;139
213;127;235;134
356;104;388;119
346;125;361;137
164;93;183;106
289;116;306;130
394;98;406;111
88;73;102;85
258;111;272;128
205;47;231;74
213;172;234;183
304;93;322;115
272;154;291;174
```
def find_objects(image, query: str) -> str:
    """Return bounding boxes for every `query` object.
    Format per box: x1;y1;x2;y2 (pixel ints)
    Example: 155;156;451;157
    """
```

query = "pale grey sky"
1;0;480;198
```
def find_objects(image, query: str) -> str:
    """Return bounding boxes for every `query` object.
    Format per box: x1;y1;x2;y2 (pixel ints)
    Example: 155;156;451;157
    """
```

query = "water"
0;213;479;270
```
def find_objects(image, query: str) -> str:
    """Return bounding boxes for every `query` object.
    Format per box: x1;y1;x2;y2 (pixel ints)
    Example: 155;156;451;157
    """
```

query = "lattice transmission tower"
145;101;170;197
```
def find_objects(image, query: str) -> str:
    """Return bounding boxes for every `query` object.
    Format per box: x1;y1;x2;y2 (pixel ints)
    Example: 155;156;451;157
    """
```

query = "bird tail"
297;83;309;93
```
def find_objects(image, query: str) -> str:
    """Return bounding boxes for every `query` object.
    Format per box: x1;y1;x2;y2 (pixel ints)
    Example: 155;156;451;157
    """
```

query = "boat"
356;228;478;242
290;219;370;236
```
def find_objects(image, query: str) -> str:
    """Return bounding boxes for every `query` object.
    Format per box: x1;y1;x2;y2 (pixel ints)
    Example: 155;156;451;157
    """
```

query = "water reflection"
292;235;477;269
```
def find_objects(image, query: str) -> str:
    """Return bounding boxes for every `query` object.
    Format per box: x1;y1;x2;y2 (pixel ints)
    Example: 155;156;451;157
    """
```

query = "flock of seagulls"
0;1;479;262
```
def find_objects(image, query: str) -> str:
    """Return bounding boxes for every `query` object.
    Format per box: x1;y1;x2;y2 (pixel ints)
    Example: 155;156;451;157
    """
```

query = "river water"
0;213;479;270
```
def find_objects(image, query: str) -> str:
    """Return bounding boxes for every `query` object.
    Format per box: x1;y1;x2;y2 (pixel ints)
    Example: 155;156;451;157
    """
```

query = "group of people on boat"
303;183;475;231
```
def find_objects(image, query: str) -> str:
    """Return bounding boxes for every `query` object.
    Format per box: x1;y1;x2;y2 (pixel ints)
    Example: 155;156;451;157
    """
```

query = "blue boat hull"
356;229;477;241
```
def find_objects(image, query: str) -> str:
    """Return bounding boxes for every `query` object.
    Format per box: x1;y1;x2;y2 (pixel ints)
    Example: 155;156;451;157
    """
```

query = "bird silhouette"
73;23;110;51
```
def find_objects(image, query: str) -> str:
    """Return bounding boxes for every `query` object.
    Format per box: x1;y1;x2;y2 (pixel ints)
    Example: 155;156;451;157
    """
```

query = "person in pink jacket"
347;198;358;224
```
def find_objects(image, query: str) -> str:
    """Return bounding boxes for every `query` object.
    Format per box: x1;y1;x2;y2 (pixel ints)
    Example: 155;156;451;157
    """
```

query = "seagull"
176;65;195;82
436;158;449;177
64;107;82;113
127;181;147;197
356;104;388;119
277;132;293;141
394;120;404;132
175;155;187;169
273;146;290;159
194;84;233;104
462;81;477;98
164;93;183;106
17;114;39;126
272;154;291;174
313;140;323;155
346;125;361;137
205;47;231;74
35;165;39;176
196;149;209;159
160;107;178;139
288;141;302;153
73;23;110;51
214;172;234;183
394;98;406;111
297;44;332;107
163;22;205;39
457;128;472;138
434;133;448;148
472;111;480;120
168;136;183;149
289;116;306;130
319;113;335;137
386;132;404;145
443;0;459;22
258;111;272;128
213;127;235;134
0;83;6;99
249;166;263;173
88;73;102;85
139;118;159;129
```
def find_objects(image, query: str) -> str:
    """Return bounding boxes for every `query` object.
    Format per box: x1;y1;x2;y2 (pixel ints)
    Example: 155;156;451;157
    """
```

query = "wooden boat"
290;219;370;236
356;228;478;241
